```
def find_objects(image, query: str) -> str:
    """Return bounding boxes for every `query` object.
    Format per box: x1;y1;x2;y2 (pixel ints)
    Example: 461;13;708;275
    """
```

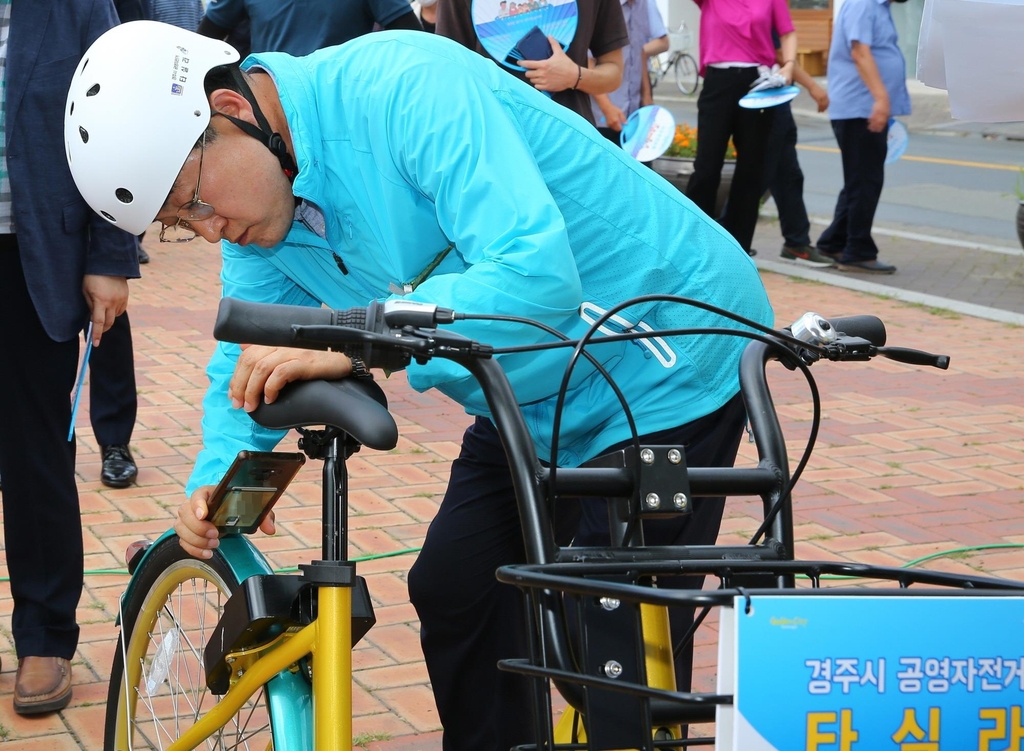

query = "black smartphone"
205;451;306;533
515;26;554;61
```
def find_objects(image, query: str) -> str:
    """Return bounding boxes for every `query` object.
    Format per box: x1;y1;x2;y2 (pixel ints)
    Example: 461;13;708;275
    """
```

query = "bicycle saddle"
249;378;398;451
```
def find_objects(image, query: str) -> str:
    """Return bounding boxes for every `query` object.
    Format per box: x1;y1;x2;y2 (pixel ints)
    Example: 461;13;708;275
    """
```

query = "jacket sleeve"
185;242;322;496
371;54;585;412
80;0;143;279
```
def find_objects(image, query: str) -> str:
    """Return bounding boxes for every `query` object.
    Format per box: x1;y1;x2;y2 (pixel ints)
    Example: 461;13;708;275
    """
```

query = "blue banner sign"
717;595;1024;750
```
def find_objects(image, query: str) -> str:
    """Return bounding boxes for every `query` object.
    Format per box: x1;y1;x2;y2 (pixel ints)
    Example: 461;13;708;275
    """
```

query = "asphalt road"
657;96;1024;247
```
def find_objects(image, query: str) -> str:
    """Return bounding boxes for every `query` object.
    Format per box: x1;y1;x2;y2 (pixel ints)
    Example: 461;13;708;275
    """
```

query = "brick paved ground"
0;227;1021;749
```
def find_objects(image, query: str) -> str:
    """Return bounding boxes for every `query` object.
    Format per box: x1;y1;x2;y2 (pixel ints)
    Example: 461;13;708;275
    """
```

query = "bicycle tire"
103;535;276;750
674;53;699;96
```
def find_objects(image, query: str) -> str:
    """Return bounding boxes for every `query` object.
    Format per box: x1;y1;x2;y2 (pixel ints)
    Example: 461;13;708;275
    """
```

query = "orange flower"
664;123;738;160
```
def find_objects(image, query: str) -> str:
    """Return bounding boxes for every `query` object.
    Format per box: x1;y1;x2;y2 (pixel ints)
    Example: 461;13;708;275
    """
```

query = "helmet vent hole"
194;110;201;117
78;126;89;144
81;58;89;72
86;83;100;97
115;188;134;204
69;101;75;116
101;211;116;222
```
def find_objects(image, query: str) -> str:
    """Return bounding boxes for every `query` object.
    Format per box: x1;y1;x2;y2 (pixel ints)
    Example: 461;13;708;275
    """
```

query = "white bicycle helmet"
65;21;239;235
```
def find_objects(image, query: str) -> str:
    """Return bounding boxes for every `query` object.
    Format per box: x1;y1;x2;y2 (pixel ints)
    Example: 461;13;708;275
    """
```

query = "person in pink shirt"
685;0;796;255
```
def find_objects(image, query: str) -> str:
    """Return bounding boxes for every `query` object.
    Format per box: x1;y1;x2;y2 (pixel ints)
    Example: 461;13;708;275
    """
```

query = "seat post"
321;434;349;562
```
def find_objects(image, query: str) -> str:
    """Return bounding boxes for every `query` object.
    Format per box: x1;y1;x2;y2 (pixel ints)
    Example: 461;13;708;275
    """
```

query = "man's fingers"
176;487;221;559
262;360;306;404
230;345;289;410
91;310;107;346
259;510;277;536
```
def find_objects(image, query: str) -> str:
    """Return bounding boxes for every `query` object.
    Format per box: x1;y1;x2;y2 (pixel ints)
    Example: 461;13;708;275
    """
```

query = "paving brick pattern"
0;231;1020;749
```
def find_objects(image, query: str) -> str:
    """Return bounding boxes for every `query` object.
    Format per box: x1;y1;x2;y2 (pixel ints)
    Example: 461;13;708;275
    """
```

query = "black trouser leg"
408;394;746;750
721;98;774;252
0;235;83;659
819;118;887;262
407;417;532;751
89;310;137;447
686;67;743;221
764;104;812;247
687;66;772;252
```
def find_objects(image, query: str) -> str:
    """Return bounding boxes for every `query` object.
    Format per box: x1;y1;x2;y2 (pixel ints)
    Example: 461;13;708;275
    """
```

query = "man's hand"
229;345;354;412
600;102;628;131
175;485;277;558
521;36;578;92
809;83;829;113
82;274;129;346
868;97;890;132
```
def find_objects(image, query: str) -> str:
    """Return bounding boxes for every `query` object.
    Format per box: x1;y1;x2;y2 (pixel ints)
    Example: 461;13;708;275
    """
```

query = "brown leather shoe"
14;656;72;715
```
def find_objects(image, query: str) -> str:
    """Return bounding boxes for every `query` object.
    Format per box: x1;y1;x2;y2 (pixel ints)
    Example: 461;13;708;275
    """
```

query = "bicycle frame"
116;424;377;751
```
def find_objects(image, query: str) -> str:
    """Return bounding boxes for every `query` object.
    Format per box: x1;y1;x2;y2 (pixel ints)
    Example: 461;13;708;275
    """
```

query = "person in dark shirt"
198;0;422;55
437;0;627;123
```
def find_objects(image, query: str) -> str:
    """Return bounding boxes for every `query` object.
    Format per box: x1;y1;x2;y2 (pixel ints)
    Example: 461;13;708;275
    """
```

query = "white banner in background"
918;0;1024;122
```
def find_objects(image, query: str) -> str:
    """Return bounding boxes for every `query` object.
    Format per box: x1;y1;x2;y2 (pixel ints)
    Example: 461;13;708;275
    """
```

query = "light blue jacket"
186;32;773;494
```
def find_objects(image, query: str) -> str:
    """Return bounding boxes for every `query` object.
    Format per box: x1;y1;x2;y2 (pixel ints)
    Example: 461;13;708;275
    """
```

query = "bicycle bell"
789;312;837;346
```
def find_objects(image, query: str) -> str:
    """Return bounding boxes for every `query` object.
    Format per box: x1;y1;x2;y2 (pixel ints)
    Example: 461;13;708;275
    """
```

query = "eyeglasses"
159;131;215;243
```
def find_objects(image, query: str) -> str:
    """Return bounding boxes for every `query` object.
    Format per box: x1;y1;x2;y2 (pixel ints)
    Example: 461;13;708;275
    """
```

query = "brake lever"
877;347;950;370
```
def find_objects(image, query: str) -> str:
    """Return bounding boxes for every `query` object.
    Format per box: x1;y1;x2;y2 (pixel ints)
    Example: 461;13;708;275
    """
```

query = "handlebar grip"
214;298;335;347
879;347;951;370
828;315;886;346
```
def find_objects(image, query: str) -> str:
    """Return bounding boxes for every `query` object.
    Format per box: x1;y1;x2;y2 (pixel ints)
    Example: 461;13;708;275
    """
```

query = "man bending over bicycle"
66;22;772;750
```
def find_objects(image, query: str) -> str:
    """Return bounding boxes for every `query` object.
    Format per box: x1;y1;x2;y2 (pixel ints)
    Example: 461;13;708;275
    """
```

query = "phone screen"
210;486;279;528
206;451;306;533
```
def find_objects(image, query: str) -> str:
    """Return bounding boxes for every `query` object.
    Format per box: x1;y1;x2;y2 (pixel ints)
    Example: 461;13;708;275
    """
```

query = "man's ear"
209;88;255;124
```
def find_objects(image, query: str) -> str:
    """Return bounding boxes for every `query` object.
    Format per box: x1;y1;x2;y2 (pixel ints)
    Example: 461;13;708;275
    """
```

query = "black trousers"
408;394;746;750
0;235;83;658
686;66;775;252
89;310;137;447
761;103;812;248
817;118;888;263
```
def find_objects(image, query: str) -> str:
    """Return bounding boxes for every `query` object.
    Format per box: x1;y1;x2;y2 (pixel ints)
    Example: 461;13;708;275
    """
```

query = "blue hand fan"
619;105;676;162
472;0;578;72
738;85;800;109
885;118;908;165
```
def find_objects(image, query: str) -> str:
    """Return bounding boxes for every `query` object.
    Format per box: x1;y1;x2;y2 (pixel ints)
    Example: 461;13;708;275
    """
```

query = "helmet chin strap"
215;66;299;183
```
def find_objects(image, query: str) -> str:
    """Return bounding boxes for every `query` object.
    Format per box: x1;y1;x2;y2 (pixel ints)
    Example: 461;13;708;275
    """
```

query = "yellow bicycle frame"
164;586;353;751
554;603;682;745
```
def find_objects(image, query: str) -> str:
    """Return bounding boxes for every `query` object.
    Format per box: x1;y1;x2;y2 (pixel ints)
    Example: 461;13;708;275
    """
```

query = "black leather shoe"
101;444;138;488
138;247;150;264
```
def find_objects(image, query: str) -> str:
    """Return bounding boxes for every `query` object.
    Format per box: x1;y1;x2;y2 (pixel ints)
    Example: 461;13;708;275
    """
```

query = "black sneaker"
781;244;835;268
837;259;897;274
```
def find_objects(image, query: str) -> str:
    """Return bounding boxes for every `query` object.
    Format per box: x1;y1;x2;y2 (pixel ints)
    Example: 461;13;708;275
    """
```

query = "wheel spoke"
109;547;277;750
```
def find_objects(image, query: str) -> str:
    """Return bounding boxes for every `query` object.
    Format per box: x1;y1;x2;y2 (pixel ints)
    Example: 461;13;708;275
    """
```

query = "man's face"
155;121;295;249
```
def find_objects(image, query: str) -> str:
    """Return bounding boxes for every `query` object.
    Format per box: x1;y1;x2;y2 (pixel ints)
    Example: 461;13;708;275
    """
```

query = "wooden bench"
791;9;832;77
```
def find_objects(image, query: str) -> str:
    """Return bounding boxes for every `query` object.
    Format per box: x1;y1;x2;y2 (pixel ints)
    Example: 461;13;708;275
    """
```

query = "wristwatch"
348;355;373;379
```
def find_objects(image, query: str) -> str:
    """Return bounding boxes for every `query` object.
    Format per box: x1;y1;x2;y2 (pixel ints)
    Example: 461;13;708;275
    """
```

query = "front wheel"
674;53;699;96
103;536;276;750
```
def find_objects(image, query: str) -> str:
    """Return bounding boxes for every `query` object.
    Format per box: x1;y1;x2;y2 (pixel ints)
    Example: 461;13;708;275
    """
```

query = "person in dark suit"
78;0;152;491
0;0;139;714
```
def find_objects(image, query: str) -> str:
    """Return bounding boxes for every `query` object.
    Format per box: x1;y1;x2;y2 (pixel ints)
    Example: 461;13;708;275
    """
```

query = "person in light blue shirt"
67;22;772;748
589;0;663;143
815;0;910;274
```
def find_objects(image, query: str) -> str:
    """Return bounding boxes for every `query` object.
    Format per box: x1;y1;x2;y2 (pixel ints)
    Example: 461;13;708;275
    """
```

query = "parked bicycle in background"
648;20;699;96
